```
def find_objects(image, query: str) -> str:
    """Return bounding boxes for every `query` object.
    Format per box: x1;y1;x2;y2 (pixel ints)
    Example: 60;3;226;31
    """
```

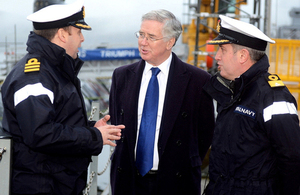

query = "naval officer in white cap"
203;15;300;195
1;0;124;194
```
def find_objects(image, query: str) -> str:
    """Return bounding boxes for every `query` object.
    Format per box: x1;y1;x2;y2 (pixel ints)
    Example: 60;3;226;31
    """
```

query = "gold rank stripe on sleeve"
24;58;41;73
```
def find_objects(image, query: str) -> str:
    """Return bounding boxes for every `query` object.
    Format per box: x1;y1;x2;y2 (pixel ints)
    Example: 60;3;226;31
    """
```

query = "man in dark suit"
109;9;215;195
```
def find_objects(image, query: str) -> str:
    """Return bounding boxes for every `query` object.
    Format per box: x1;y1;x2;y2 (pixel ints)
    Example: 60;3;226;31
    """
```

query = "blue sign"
79;48;141;61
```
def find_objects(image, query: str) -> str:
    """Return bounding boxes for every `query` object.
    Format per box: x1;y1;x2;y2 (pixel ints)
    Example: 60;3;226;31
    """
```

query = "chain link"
89;107;109;121
84;171;95;195
97;147;114;176
84;106;113;195
100;108;109;118
0;147;6;162
88;106;98;121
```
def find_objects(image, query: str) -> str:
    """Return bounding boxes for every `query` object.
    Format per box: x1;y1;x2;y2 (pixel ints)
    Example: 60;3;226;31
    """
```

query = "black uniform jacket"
109;53;215;195
1;32;103;195
203;55;300;195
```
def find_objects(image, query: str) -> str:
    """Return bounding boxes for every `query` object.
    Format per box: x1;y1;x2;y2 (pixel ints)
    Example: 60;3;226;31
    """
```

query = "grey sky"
0;0;299;50
0;0;184;49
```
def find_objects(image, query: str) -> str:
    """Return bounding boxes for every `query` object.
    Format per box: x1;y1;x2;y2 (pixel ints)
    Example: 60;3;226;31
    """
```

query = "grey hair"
142;9;182;46
231;44;265;62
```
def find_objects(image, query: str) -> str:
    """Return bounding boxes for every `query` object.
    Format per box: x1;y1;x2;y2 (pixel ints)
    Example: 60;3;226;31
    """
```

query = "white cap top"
208;15;275;51
220;15;275;44
27;0;84;22
27;0;91;30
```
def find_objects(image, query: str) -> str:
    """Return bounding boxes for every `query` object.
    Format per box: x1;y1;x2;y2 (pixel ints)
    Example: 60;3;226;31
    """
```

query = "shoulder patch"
24;58;41;73
265;74;285;88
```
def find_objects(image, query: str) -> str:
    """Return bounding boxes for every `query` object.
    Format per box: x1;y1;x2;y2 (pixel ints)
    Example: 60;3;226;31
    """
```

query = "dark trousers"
11;170;87;195
135;171;158;195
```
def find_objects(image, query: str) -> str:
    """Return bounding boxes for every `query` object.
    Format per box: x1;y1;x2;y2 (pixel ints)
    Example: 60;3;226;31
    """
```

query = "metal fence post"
0;129;12;195
89;101;100;195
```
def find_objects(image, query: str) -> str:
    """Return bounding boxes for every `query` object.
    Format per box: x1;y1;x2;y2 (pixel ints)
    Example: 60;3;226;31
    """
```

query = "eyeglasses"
135;31;168;42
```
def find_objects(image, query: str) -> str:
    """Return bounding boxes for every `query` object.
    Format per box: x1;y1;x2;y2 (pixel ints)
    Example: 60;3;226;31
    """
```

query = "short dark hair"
34;26;71;41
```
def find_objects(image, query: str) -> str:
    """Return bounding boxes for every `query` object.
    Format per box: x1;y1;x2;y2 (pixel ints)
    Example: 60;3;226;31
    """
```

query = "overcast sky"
0;0;299;51
0;0;185;49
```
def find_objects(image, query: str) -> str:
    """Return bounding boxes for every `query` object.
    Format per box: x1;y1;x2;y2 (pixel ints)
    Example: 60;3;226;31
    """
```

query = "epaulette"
24;57;41;73
265;73;285;88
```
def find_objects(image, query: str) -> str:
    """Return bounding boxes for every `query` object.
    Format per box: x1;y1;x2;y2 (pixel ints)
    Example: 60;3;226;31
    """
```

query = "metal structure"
86;102;100;195
33;0;65;12
269;38;300;109
278;8;300;39
0;130;12;195
181;0;268;70
182;0;300;108
270;7;300;108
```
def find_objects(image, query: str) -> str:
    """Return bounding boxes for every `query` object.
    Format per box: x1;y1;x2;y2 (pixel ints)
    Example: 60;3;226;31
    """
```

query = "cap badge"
217;20;221;33
83;6;85;18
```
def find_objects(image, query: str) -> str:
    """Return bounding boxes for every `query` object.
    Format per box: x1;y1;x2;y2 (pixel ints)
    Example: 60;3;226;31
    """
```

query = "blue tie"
136;67;160;176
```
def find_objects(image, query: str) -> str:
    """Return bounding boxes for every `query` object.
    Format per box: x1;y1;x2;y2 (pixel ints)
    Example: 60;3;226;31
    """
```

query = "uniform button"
117;167;122;173
120;109;124;116
176;140;182;146
136;170;141;176
181;112;188;118
176;172;182;178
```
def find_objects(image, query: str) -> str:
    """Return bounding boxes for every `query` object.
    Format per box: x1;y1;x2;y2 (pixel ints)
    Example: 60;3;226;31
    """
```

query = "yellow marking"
268;75;279;81
24;68;40;73
76;23;91;29
26;58;40;66
25;65;40;69
83;6;85;18
24;58;40;73
267;74;285;87
268;80;285;87
208;40;230;44
217;20;220;33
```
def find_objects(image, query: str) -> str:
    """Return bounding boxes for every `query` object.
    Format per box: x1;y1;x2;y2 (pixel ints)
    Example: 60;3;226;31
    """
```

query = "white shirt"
135;54;172;170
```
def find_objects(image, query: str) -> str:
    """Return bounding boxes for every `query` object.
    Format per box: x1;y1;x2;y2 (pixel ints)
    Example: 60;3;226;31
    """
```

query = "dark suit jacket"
109;53;215;195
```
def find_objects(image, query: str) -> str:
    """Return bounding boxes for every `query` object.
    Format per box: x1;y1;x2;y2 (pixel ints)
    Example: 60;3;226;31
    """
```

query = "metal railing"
269;39;300;109
85;101;113;195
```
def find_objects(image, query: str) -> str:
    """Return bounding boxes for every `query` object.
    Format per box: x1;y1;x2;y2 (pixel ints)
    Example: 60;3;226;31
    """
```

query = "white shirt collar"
144;54;172;76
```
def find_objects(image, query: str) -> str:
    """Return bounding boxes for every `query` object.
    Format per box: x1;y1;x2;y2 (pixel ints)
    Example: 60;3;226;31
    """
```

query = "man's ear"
239;48;250;64
167;37;176;50
56;28;68;43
